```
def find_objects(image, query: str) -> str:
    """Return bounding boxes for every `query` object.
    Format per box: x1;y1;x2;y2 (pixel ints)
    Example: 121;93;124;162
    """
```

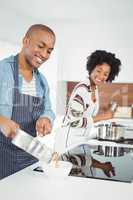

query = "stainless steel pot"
12;129;53;163
93;145;133;157
96;123;125;141
12;129;33;150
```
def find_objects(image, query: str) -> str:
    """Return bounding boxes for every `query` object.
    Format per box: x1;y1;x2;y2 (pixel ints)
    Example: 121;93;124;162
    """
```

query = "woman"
63;50;121;130
55;50;121;178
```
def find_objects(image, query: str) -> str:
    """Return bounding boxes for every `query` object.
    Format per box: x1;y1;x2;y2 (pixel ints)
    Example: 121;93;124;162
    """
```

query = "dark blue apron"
0;55;45;179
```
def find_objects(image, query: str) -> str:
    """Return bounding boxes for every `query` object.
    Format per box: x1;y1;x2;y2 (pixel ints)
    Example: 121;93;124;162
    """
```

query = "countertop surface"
1;118;133;200
0;162;133;200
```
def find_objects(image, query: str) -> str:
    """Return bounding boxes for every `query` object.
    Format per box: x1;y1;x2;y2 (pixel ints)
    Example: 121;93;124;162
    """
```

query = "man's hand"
36;117;52;136
0;116;19;138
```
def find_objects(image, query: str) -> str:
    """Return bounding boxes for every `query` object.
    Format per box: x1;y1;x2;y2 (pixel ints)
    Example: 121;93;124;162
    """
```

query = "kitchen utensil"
12;129;33;150
110;101;118;112
12;129;53;163
96;123;125;141
93;145;131;157
98;138;133;144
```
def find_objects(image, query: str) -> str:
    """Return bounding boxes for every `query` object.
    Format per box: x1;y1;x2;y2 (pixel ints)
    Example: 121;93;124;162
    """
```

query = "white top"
20;74;36;96
63;78;99;129
57;78;99;147
54;78;99;177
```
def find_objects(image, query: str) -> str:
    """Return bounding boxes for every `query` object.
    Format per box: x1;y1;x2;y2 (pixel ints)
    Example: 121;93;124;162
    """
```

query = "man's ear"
23;37;30;47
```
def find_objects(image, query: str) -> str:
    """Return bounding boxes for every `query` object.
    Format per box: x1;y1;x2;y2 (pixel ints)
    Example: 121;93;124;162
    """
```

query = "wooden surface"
67;82;133;112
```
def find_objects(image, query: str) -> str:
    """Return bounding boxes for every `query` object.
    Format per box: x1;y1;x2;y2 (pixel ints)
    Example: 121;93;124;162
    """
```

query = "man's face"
22;30;55;69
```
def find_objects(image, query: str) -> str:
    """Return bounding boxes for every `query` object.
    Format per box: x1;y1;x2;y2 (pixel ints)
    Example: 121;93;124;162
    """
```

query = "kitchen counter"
0;162;133;200
87;119;133;183
1;118;133;199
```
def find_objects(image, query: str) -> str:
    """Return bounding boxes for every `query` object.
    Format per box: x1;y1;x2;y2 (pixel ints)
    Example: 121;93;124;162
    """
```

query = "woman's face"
90;63;111;86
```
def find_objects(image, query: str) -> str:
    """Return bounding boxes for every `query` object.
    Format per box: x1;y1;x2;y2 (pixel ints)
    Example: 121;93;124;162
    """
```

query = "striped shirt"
63;78;99;129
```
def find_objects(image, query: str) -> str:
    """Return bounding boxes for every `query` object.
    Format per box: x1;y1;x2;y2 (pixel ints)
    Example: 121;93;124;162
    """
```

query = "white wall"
57;21;133;83
55;3;133;114
0;1;133;115
1;1;133;84
0;41;20;58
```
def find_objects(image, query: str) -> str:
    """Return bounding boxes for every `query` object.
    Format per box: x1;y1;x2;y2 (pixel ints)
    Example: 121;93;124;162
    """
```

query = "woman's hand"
36;117;52;137
0;116;19;138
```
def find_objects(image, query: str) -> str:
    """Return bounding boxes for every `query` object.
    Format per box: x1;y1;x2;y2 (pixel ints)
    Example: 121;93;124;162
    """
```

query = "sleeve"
39;74;55;125
64;86;94;128
0;60;14;112
0;62;3;101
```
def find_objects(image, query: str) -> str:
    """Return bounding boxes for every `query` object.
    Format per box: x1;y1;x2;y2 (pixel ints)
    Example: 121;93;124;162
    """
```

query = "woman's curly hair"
86;50;121;82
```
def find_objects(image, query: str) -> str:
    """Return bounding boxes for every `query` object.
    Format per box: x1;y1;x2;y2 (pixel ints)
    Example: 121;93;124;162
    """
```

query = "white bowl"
41;160;72;179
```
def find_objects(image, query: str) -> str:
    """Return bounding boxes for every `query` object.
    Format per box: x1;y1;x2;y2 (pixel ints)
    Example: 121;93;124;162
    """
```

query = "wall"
57;20;133;83
56;4;133;114
0;1;133;115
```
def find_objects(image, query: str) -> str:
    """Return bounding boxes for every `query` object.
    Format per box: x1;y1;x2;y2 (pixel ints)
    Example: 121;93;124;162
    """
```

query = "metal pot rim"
96;124;125;127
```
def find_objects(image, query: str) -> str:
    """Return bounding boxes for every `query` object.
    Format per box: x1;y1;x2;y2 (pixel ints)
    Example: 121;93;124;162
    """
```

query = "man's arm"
36;74;55;136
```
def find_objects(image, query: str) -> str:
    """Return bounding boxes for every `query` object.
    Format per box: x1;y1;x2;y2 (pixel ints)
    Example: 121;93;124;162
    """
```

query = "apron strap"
11;54;19;88
34;69;46;99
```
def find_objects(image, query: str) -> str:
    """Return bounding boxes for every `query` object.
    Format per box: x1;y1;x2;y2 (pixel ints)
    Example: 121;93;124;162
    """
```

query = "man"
0;24;56;179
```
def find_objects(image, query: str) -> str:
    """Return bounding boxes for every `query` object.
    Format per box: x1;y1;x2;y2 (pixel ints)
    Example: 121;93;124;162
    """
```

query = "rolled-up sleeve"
65;87;94;128
39;75;55;124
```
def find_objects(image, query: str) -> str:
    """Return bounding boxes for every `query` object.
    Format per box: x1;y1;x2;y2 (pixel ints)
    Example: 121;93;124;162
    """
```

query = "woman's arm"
64;86;92;128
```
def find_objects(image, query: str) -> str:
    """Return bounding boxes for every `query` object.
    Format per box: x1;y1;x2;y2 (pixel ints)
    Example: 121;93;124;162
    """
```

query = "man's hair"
25;24;55;38
86;50;121;82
